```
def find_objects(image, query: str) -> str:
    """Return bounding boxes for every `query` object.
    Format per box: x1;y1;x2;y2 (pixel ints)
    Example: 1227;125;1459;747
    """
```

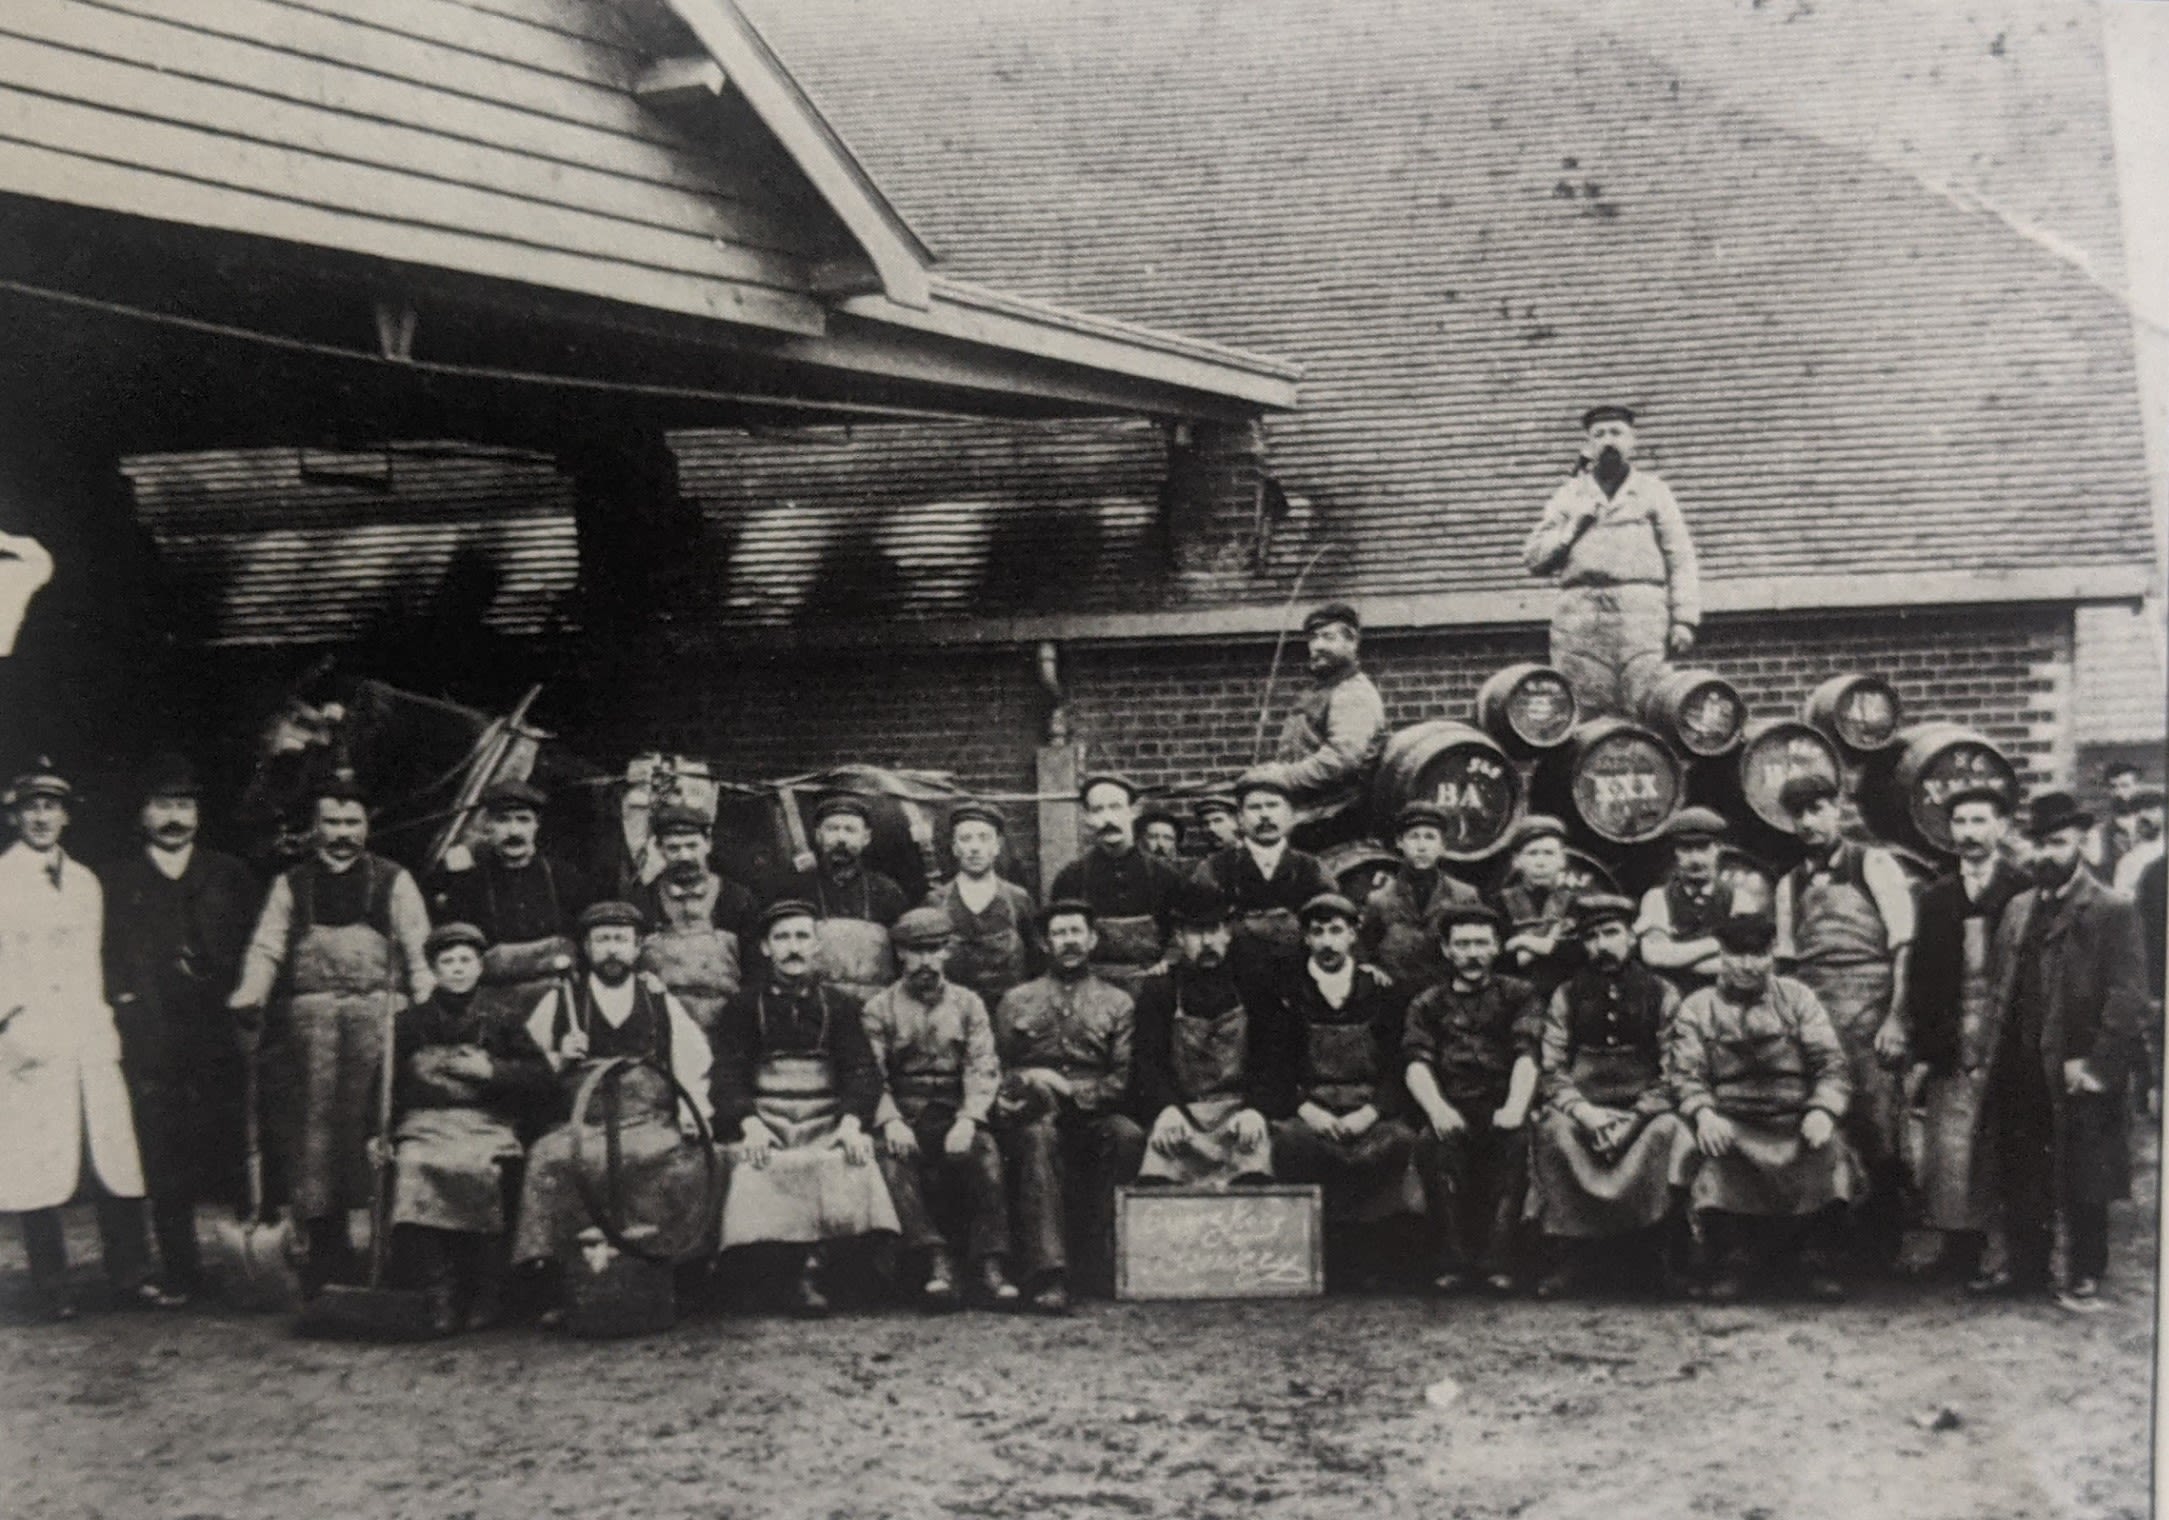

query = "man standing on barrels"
1359;801;1481;990
1772;773;1915;1269
924;802;1038;1012
429;778;591;1027
634;802;762;1033
1634;807;1736;996
1521;405;1701;718
785;795;912;1006
230;776;434;1296
1193;773;1336;995
1050;775;1183;998
1245;602;1389;850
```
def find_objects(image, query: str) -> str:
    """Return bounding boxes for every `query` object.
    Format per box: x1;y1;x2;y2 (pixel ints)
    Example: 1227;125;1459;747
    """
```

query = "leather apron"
638;926;741;1034
1136;989;1267;1185
1091;914;1164;999
474;859;576;1027
275;903;400;1221
1914;913;1998;1231
1791;866;1900;1168
809;876;896;1004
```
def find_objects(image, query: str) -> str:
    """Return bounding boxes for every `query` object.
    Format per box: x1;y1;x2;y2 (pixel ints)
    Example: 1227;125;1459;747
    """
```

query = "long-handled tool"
297;981;438;1339
203;1047;300;1310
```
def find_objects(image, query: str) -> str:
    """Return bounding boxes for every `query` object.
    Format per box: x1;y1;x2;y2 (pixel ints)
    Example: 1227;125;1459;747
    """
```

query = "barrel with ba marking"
1369;721;1525;862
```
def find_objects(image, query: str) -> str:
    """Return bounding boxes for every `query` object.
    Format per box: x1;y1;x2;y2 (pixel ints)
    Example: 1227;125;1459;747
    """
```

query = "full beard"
590;958;634;986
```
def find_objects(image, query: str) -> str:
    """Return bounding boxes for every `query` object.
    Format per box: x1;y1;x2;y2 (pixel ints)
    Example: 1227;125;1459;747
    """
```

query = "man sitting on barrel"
1359;801;1482;991
1529;895;1696;1298
1635;806;1737;996
1669;914;1858;1303
1244;601;1388;851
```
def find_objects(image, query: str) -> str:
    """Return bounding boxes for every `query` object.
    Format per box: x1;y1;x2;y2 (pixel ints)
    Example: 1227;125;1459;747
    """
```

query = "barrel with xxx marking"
1474;663;1578;753
1553;718;1683;845
1869;723;2020;854
1369;721;1524;862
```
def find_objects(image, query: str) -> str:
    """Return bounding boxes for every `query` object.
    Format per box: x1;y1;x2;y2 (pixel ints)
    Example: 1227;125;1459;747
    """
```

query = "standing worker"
783;795;911;1005
427;778;591;1027
1049;775;1183;998
1522;406;1700;718
1246;602;1388;851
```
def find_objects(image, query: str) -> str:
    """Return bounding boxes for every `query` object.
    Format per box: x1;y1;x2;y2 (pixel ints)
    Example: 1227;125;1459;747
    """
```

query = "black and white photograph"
0;1;2163;1515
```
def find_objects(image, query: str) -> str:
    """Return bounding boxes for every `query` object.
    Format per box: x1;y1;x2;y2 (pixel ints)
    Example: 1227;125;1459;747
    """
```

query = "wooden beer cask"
1370;721;1523;861
1640;667;1747;757
1316;840;1402;908
1474;663;1578;753
1878;723;2019;854
1559;718;1683;844
1802;673;1903;754
1733;719;1844;834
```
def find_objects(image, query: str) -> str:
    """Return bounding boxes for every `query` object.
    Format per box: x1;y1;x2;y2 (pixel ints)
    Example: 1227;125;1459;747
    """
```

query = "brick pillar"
1162;418;1269;586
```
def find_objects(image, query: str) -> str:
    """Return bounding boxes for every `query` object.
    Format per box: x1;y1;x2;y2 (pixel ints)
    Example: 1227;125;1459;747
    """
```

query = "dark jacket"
427;851;591;946
391;989;555;1118
782;866;910;928
707;980;885;1141
102;845;261;1072
1904;861;2025;1075
1129;965;1285;1122
1262;961;1409;1120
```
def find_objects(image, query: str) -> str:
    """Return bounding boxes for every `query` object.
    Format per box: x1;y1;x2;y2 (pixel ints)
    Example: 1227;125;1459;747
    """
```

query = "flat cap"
1394;801;1452;836
1234;769;1293;804
814;793;873;826
313;772;369;806
1581;404;1636;430
424;922;488;959
891;906;955;951
1169;878;1233;927
1573;893;1639;933
948;800;1006;834
1037;897;1098;929
1941;783;2011;817
577;900;646;935
2134;785;2165;808
1078;773;1139;804
1136;804;1183;835
1660;806;1729;844
480;777;547;813
5;758;71;807
1430;900;1502;935
1299;891;1361;927
138;751;201;801
649;800;710;837
1192;793;1240;820
1508;813;1569;850
1711;914;1778;954
759;897;821;933
1776;773;1841;818
1301;601;1361;635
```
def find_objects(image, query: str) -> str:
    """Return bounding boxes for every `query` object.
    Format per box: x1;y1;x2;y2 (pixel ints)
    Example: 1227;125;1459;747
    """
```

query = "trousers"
998;1111;1145;1287
878;1112;1010;1265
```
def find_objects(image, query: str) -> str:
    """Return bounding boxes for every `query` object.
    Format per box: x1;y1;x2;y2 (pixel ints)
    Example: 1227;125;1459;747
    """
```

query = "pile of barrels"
1357;663;2021;896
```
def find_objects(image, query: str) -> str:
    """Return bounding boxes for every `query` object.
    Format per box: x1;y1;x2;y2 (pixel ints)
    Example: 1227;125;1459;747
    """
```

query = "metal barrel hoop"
568;1055;721;1266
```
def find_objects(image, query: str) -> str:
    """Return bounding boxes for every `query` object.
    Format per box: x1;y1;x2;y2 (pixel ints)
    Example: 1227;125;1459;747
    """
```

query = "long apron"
1913;916;1999;1232
1135;993;1270;1185
1091;914;1164;1000
510;1064;712;1266
638;924;741;1033
1296;1021;1420;1220
1791;874;1901;1171
266;921;400;1221
1530;1108;1697;1238
391;1104;523;1233
478;936;578;1029
812;919;895;1007
718;1053;900;1248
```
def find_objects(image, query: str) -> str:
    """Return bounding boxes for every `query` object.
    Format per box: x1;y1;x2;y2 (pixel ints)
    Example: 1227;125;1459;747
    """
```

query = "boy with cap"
992;899;1143;1311
635;802;761;1033
1635;806;1737;995
1192;772;1335;992
1194;794;1242;853
1266;894;1420;1250
1521;404;1700;717
861;907;1015;1311
782;794;911;1005
0;762;156;1318
1359;801;1483;991
1530;895;1695;1298
389;923;554;1333
1971;792;2147;1304
511;901;718;1322
1492;814;1583;1001
1667;914;1857;1302
1049;775;1184;997
924;801;1039;1011
1130;880;1279;1186
1247;601;1388;850
428;777;592;1026
102;752;260;1305
709;900;899;1317
1403;902;1544;1293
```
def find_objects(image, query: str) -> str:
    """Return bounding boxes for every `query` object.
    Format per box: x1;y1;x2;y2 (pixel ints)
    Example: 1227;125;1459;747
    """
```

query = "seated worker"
1266;894;1421;1248
1245;600;1389;851
1131;880;1279;1187
634;802;762;1032
1358;801;1483;990
1668;914;1859;1303
387;923;555;1334
1528;896;1697;1299
709;900;899;1318
1491;814;1583;1001
511;902;717;1327
862;908;1016;1312
1634;806;1735;996
1404;903;1543;1295
784;795;912;1005
427;778;590;1027
992;900;1144;1313
1192;772;1335;992
923;802;1039;1013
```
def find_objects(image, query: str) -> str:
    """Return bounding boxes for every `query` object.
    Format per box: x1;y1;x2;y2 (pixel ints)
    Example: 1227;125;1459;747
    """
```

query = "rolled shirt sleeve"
386;867;436;1002
1536;984;1581;1111
232;875;296;1007
1861;848;1917;950
662;993;715;1124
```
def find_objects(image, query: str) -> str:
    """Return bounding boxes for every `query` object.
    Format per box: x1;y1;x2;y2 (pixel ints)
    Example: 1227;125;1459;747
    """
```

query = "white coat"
0;843;145;1209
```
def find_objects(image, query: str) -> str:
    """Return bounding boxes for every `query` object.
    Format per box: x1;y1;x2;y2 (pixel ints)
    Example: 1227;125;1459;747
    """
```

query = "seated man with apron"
635;801;760;1033
1191;772;1334;999
1049;774;1184;999
427;778;590;1030
710;899;900;1318
1130;880;1281;1187
782;795;911;1006
511;901;716;1326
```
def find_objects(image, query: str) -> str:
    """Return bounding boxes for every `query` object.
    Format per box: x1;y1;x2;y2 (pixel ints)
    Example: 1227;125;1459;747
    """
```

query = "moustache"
153;823;194;840
323;838;362;856
1589;949;1627;969
665;859;707;885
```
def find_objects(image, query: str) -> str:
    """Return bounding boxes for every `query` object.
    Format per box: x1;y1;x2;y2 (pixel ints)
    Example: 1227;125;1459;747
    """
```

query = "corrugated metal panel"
122;445;579;645
693;0;2152;620
2075;604;2167;743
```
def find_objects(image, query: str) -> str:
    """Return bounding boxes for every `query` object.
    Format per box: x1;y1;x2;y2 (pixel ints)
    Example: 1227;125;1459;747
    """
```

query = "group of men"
1;719;2153;1330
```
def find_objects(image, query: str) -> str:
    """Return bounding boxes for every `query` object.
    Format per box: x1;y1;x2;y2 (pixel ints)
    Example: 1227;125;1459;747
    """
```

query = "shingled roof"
679;0;2150;629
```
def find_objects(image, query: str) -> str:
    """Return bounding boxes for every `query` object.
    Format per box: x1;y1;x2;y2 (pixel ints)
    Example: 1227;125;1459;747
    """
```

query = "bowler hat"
424;922;489;960
1168;878;1233;927
1136;804;1183;837
891;906;955;951
2024;791;2095;842
577;900;646;935
1301;601;1361;636
480;777;547;814
1711;914;1778;954
138;752;201;801
1299;891;1361;927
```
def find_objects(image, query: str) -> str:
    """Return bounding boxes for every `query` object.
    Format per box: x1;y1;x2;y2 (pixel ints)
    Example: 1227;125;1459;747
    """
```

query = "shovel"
296;987;439;1339
203;1048;301;1311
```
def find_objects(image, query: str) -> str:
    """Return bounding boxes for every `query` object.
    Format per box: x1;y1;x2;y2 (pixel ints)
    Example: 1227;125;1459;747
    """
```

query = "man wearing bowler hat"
1522;405;1701;717
429;777;593;1027
1247;601;1388;851
1359;800;1482;991
783;794;911;1005
101;752;261;1305
1969;792;2148;1305
1635;805;1738;996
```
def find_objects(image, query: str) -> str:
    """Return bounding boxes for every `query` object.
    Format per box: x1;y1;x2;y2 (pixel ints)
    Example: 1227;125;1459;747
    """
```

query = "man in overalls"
634;802;760;1033
1130;880;1279;1187
1635;806;1737;996
1492;814;1584;1003
1191;773;1334;999
429;778;590;1028
1049;775;1183;999
1247;602;1389;852
862;908;1015;1311
1901;785;2026;1282
923;801;1038;1012
709;901;899;1318
1772;773;1915;1267
1358;801;1483;991
1521;404;1701;718
783;795;910;1006
230;776;433;1295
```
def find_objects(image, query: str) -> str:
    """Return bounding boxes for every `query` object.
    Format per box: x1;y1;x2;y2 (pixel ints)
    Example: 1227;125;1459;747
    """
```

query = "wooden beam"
634;53;729;107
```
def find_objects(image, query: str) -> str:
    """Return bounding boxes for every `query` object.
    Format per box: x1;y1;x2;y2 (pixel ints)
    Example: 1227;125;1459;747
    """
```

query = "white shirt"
955;872;1001;915
1959;856;1999;902
1245;838;1288;881
149;842;195;882
1308;957;1354;1009
2112;837;2162;896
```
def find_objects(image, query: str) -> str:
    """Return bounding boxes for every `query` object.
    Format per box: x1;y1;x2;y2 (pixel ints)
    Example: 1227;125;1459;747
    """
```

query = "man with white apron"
1773;773;1915;1267
512;901;715;1323
1191;773;1334;999
924;802;1038;1012
1899;785;2025;1281
0;763;153;1319
1359;801;1483;991
1049;775;1183;999
427;778;589;1030
634;802;760;1033
710;900;899;1318
230;776;433;1295
1130;881;1277;1187
783;795;911;1007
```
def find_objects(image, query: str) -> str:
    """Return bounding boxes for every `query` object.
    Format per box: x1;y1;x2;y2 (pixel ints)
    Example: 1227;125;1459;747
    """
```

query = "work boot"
463;1261;506;1334
976;1257;1021;1310
921;1248;961;1313
1028;1272;1071;1316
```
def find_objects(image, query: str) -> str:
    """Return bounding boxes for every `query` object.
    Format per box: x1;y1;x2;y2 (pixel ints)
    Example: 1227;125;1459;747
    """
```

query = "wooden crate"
1114;1184;1324;1301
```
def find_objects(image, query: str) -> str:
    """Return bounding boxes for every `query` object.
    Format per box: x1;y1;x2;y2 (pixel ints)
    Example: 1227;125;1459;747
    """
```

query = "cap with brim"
1430;901;1502;936
1940;783;2011;817
760;897;821;934
138;752;200;801
1301;601;1361;635
313;773;368;806
2131;785;2164;808
1508;813;1568;850
6;759;71;807
2024;791;2095;842
1395;801;1451;837
1711;914;1778;954
1299;891;1361;927
1234;770;1293;804
1776;773;1841;818
1037;897;1097;930
891;906;955;951
814;794;873;826
1169;878;1233;927
577;900;646;935
1193;794;1239;820
1660;806;1728;844
650;800;709;837
1137;805;1183;834
948;801;1006;834
480;777;547;813
1581;404;1636;430
1573;893;1638;934
1077;773;1139;804
424;922;489;959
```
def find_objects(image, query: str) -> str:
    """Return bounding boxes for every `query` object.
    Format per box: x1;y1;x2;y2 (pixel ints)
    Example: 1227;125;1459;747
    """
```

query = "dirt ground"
1;1152;2158;1520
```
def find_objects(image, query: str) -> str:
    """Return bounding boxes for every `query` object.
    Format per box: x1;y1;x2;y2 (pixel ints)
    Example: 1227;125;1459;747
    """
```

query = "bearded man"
1247;601;1388;850
634;802;760;1032
784;795;910;1005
